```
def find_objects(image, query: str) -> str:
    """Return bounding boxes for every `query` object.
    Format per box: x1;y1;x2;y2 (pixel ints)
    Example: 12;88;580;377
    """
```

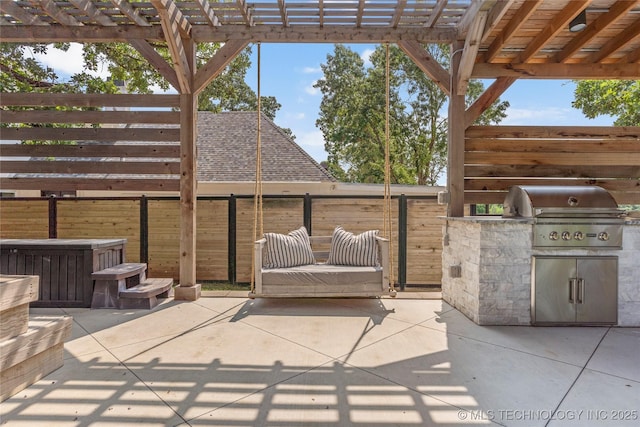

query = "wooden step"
118;278;174;310
91;263;146;280
119;278;174;299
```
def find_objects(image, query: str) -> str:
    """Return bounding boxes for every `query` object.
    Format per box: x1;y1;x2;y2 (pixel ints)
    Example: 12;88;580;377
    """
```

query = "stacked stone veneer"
441;217;640;326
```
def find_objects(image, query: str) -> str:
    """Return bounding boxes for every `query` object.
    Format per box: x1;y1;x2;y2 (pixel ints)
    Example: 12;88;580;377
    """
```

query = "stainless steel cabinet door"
533;257;577;323
576;257;617;324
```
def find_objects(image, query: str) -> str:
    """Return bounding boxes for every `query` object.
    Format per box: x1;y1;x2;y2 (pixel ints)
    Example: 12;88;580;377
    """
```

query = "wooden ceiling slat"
482;0;542;62
0;1;49;25
109;0;151;27
32;0;83;26
555;1;638;63
585;16;640;63
69;0;117;26
515;0;585;63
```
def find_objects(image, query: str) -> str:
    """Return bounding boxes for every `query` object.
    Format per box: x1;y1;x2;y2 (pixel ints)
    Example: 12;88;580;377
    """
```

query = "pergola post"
447;40;466;217
174;39;201;301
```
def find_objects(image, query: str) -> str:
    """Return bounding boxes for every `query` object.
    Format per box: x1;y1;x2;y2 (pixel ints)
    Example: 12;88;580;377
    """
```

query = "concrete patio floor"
1;295;639;426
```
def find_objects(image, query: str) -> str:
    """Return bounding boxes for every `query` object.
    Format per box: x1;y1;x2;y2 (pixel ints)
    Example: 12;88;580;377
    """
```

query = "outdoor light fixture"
569;10;587;32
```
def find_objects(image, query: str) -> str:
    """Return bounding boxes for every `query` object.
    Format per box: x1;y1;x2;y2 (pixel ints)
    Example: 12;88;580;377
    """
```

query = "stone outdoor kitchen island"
441;216;640;326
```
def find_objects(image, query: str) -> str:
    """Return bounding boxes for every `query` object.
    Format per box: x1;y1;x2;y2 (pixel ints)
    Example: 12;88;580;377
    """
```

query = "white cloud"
297;130;325;148
302;66;322;74
502;106;574;125
304;80;320;95
33;43;110;80
361;48;375;67
286;112;305;120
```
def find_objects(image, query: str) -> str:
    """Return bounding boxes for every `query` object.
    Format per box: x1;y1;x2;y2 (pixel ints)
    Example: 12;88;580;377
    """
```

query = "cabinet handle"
577;279;585;304
569;278;577;303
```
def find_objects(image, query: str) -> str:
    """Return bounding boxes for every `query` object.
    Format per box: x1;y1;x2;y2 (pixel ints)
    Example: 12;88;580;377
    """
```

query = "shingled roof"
197;111;334;183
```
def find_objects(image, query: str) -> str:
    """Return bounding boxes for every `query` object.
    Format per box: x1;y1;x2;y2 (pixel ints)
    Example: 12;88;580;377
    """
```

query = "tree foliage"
572;80;640;126
315;44;508;185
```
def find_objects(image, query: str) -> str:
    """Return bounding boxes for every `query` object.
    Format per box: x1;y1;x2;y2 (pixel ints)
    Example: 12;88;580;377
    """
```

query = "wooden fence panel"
406;199;445;285
147;199;229;281
235;197;304;283
0;200;49;238
56;199;141;262
311;198;400;282
465;126;640;205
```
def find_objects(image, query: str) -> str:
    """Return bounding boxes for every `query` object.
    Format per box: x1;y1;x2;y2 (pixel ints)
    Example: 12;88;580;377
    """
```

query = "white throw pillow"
327;226;379;266
263;226;315;268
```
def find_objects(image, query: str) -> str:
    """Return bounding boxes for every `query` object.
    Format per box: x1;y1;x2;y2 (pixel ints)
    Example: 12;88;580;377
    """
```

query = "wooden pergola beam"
129;39;181;91
457;8;489;95
109;0;151;27
151;0;192;94
391;0;407;29
473;62;640;79
194;0;220;27
194;40;250;95
425;0;448;28
0;25;457;44
481;0;514;43
464;76;516;128
397;40;450;95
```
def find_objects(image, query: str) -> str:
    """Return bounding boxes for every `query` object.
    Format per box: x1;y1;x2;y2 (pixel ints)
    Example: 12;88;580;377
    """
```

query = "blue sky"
33;42;616;163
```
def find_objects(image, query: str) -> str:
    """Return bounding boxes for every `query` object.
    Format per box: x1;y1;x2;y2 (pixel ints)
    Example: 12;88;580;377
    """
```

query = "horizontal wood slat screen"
1;93;180;192
465;126;640;205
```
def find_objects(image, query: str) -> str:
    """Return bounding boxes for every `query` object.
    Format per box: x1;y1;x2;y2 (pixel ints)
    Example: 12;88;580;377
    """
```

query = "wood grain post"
448;40;466;217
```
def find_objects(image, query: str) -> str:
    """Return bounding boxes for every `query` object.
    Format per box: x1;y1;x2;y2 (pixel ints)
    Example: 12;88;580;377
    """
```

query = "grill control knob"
574;231;584;241
598;232;610;241
549;231;559;241
562;231;572;241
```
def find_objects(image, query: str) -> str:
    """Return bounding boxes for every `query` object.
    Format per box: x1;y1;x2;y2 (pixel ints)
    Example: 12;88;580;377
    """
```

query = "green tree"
315;44;508;185
572;80;639;126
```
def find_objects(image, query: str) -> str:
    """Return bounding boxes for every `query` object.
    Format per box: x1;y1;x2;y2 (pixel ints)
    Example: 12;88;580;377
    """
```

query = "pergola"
1;0;639;300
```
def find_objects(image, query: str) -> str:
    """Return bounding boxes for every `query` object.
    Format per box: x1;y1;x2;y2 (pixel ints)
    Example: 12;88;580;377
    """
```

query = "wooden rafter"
152;0;192;38
109;0;151;27
458;0;486;37
515;1;585;64
425;0;448;28
619;46;640;64
473;62;640;79
458;7;489;95
236;0;253;26
278;0;289;27
30;0;82;26
356;0;365;28
481;0;514;42
68;0;116;26
151;0;191;93
194;40;249;95
397;40;450;95
194;0;220;27
555;1;638;63
319;0;324;27
0;1;49;25
482;0;541;62
584;17;640;64
391;0;407;29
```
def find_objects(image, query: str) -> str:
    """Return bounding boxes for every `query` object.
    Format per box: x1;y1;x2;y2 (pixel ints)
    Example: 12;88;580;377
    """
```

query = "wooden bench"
91;263;173;309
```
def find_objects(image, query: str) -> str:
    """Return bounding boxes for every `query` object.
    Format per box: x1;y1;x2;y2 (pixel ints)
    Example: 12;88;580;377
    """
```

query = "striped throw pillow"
327;226;379;266
263;226;315;268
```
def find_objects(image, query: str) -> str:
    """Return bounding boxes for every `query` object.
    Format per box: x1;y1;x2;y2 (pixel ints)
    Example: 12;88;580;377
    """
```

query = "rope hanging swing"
250;43;396;297
250;42;263;295
383;43;396;294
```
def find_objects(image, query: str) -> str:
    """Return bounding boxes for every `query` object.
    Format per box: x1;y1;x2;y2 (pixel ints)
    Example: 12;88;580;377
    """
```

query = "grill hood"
503;185;623;219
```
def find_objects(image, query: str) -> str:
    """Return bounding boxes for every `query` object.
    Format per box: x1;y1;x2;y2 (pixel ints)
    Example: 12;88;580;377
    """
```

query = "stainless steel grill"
503;185;626;249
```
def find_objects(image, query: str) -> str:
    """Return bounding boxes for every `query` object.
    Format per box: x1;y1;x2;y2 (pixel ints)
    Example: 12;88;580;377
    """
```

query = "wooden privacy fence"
465;126;640;205
0;195;445;287
0;93;181;192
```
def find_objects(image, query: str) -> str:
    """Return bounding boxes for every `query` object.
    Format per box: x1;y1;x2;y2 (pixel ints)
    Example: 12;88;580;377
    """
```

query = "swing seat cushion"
263;226;315;268
262;263;382;287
